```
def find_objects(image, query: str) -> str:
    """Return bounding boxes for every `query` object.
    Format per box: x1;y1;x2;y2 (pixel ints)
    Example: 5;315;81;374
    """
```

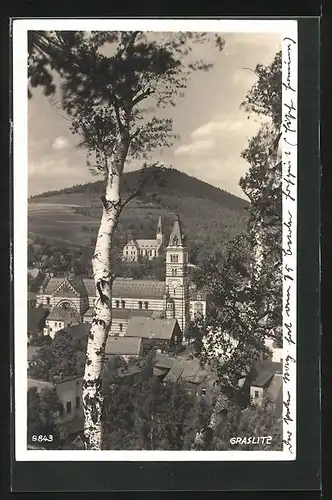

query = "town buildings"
122;216;164;261
35;215;207;339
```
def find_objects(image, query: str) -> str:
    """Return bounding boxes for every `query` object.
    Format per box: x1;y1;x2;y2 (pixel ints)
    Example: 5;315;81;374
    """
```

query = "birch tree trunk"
82;168;121;450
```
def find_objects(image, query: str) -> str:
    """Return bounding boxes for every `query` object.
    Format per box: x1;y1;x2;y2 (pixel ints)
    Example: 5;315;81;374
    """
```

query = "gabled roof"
125;317;178;340
136;239;162;249
105;336;142;356
47;306;80;324
249;360;282;387
59;322;91;340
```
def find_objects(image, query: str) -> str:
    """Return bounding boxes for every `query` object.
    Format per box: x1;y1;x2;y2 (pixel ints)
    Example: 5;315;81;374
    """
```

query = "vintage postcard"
13;18;297;461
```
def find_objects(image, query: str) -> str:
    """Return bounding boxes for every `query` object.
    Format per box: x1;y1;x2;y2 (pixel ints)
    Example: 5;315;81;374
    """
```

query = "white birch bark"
82;164;122;450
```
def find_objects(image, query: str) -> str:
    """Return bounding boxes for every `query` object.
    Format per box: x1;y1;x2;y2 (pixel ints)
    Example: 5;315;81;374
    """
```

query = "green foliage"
208;397;282;451
28;330;86;381
103;368;201;450
27;386;62;447
240;50;282;128
193;51;282;395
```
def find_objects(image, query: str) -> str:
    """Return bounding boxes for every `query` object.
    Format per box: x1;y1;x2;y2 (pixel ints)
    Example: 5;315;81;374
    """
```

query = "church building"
122;216;164;261
37;215;206;339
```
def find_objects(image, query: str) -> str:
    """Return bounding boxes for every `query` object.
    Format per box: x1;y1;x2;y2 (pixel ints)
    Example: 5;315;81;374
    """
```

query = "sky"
28;32;280;199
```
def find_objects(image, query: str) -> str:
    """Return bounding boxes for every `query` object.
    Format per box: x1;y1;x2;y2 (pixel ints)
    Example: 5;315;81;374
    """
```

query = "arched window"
115;300;120;308
138;301;142;309
144;301;149;310
121;300;125;309
171;268;177;276
119;323;123;332
170;254;178;263
46;297;50;305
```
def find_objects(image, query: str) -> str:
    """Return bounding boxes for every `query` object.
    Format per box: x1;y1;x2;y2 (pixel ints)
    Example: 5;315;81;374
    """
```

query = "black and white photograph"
13;19;298;460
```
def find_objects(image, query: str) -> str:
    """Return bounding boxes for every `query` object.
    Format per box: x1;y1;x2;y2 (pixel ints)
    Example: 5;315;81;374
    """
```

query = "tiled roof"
105;336;142;356
39;276;167;300
47;306;80;324
28;307;49;334
43;277;64;294
136;239;161;249
82;278;96;296
112;309;132;320
84;308;162;320
153;353;175;369
60;323;90;340
164;358;211;385
125;317;178;340
113;279;166;299
249;360;282;387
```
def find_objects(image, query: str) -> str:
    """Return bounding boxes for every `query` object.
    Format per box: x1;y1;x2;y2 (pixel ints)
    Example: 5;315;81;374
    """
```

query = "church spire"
156;215;164;244
168;214;184;247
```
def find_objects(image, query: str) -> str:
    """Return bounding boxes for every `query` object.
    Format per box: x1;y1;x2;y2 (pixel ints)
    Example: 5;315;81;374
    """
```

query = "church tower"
165;215;190;334
156;216;164;245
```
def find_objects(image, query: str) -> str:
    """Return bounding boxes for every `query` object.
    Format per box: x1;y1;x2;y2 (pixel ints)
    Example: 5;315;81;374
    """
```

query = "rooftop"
47;306;81;324
125;317;179;340
105;336;142;356
249;360;282;387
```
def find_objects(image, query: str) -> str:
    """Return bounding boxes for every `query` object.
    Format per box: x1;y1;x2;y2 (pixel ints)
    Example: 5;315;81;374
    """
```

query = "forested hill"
29;167;249;269
30;166;248;212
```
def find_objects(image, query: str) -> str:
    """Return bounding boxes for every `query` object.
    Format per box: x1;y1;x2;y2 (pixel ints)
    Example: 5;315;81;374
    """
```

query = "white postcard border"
13;18;298;461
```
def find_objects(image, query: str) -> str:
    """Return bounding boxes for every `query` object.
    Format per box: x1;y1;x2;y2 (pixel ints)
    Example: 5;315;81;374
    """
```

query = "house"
43;306;81;339
245;360;283;416
28;374;83;425
28;307;49;341
124;316;182;352
163;357;217;404
105;336;143;362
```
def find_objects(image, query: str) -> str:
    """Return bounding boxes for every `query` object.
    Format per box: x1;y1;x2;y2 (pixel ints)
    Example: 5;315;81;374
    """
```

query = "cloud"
174;138;214;156
52;136;70;150
192;120;244;139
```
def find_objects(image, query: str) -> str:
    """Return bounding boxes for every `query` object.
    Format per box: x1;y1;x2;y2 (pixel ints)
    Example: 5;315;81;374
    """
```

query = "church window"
171;268;177;276
46;297;50;305
115;300;120;308
119;323;123;332
170;255;178;263
121;300;125;308
144;301;149;309
138;301;142;309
